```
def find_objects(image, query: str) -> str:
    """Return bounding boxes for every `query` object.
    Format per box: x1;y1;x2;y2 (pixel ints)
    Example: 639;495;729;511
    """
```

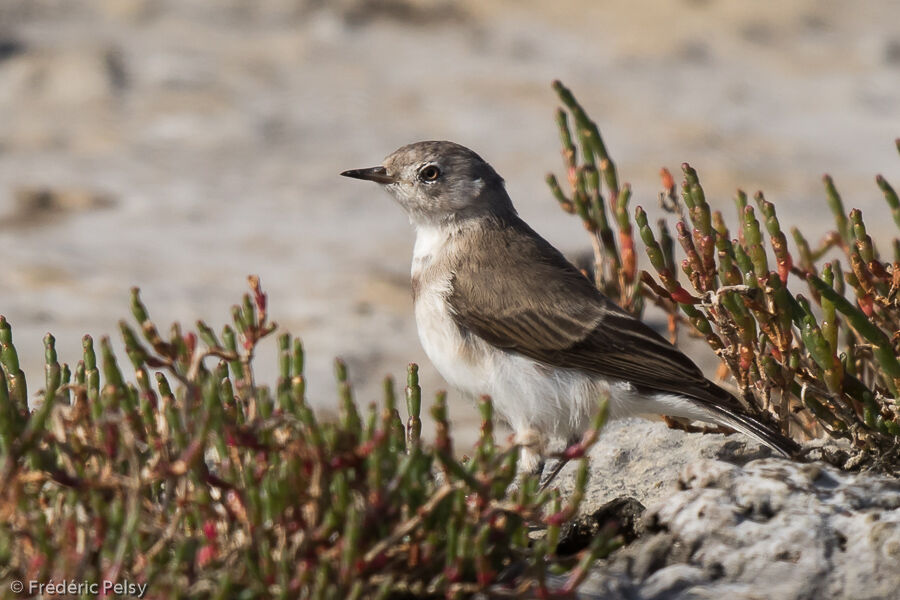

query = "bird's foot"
514;428;548;474
663;415;736;435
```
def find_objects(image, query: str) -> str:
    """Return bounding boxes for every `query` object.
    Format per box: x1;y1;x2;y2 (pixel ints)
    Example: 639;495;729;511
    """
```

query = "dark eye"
418;165;441;182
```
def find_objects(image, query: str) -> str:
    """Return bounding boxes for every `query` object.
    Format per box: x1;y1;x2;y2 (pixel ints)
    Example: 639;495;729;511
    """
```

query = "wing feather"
446;217;718;401
443;215;799;457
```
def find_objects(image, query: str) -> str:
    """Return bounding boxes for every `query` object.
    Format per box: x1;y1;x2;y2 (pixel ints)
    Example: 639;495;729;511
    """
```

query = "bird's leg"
538;434;581;491
514;428;547;479
538;458;568;491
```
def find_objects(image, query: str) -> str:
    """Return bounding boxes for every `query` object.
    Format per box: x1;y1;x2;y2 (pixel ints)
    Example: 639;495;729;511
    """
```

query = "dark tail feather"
703;403;801;458
644;379;802;457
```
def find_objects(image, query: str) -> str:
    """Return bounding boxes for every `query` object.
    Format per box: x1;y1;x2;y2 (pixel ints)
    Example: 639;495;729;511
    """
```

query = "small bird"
341;141;799;475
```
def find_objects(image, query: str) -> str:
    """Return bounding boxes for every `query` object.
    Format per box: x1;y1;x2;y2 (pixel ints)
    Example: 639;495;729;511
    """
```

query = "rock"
332;0;469;27
0;47;117;108
557;496;646;555
2;186;115;228
568;432;900;599
0;36;26;62
557;417;781;512
544;419;899;598
0;45;125;150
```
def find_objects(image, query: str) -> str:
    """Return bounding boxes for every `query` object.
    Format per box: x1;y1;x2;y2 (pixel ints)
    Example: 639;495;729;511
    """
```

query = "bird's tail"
701;399;801;458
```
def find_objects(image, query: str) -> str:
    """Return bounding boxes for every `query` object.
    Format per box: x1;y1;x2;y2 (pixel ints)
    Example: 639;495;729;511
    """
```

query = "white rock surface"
561;419;900;600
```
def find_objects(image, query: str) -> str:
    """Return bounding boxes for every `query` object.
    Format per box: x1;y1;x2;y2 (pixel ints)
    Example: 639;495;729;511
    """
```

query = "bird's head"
341;141;514;227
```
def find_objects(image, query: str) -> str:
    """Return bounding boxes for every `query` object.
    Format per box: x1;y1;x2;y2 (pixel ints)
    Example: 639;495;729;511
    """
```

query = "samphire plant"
547;80;900;470
3;78;899;600
0;276;616;599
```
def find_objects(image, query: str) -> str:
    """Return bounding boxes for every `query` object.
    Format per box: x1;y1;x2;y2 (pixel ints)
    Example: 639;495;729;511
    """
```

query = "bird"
341;140;799;476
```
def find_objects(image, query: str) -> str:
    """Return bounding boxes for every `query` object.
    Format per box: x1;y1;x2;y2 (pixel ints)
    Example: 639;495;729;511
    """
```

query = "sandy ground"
1;0;899;447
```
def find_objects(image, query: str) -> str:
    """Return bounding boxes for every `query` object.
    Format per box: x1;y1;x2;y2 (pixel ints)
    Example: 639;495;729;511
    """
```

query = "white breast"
411;225;447;274
412;225;491;398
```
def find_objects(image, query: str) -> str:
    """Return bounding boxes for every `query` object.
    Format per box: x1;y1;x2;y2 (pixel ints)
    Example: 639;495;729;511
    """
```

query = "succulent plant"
549;81;900;469
0;276;615;598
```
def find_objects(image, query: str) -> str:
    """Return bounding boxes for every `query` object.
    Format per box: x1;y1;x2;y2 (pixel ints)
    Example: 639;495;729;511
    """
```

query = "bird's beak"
340;166;397;184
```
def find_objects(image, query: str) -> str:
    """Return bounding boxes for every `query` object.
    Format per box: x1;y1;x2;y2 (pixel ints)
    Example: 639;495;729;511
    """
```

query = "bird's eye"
418;165;441;182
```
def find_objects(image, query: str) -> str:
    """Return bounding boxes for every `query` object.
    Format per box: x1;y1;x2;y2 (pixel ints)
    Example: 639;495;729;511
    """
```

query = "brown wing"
446;216;800;457
446;216;722;403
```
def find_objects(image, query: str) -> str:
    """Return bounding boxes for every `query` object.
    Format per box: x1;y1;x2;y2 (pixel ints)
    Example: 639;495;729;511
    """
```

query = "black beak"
340;166;397;184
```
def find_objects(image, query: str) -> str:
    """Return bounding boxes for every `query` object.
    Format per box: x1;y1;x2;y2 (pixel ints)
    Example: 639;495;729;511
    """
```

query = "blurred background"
1;0;898;445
